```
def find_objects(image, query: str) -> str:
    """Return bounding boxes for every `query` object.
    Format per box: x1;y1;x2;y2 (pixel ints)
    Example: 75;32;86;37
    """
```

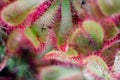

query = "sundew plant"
0;0;120;80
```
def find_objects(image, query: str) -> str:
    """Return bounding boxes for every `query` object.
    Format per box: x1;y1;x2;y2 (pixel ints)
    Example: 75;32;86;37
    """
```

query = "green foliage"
64;48;78;57
35;0;60;28
69;28;97;55
30;24;48;43
17;63;28;77
105;26;118;40
1;0;120;80
83;20;104;48
112;51;120;73
1;0;45;25
0;45;5;55
41;66;85;80
24;27;40;48
97;0;120;16
83;55;112;80
7;57;29;78
72;0;84;17
58;0;73;46
76;35;95;54
0;45;5;59
7;30;22;55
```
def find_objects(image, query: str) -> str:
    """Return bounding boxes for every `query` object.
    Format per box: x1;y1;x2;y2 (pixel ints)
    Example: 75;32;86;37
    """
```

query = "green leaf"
83;20;104;48
30;24;48;43
38;29;54;58
104;24;118;39
0;45;5;55
112;51;120;73
76;35;95;54
83;55;112;80
69;28;81;45
69;28;96;55
1;0;45;25
58;0;73;46
64;48;78;57
41;66;85;80
7;58;16;70
7;57;29;78
35;0;60;28
17;63;28;77
72;0;84;17
102;42;119;70
24;27;40;49
7;30;22;55
97;0;120;16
